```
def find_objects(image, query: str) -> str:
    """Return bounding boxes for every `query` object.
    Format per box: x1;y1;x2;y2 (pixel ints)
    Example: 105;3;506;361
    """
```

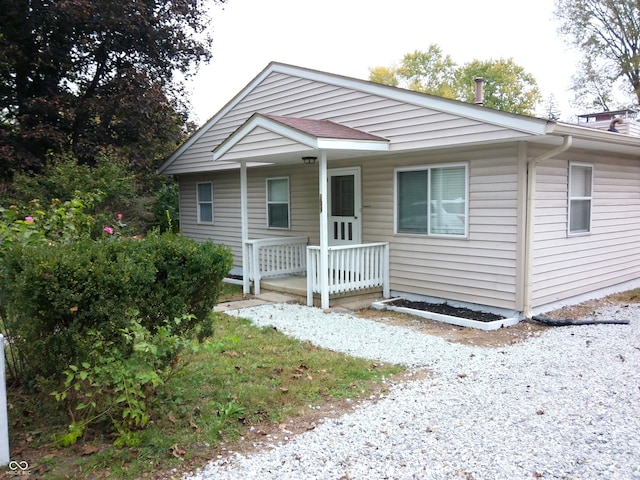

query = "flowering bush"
1;197;232;443
2;193;231;424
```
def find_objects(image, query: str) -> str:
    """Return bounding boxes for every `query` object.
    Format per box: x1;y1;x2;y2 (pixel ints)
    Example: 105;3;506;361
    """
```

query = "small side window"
197;182;213;224
267;177;290;228
568;164;592;234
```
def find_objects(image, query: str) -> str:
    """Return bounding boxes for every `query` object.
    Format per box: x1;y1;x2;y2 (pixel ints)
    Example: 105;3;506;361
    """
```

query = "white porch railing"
244;237;308;295
306;243;390;306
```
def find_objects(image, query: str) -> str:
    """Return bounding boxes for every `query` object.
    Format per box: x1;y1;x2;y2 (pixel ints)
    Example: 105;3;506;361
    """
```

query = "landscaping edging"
372;298;520;331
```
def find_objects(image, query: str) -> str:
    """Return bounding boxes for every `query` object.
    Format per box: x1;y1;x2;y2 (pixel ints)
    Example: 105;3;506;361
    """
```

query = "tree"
368;66;399;88
0;0;226;180
555;0;640;109
395;47;458;98
455;59;541;115
368;44;542;115
542;94;563;120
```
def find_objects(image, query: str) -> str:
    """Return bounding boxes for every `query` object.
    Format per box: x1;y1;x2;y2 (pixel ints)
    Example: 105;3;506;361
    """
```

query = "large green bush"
1;194;232;443
3;232;233;381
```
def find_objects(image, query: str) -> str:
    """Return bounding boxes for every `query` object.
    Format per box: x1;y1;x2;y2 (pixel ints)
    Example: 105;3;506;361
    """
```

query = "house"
158;62;640;319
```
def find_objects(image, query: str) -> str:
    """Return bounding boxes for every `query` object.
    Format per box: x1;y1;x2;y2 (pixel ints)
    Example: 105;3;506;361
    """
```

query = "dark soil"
389;299;505;322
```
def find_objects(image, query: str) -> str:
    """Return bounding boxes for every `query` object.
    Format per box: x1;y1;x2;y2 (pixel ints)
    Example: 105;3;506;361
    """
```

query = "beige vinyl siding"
179;145;525;310
243;164;320;244
180;173;243;261
359;146;523;311
164;71;533;175
532;151;640;307
222;127;310;161
179;166;320;269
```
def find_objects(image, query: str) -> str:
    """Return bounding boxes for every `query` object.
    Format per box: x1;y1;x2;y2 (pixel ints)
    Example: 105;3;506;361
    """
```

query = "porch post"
240;160;251;295
319;151;330;309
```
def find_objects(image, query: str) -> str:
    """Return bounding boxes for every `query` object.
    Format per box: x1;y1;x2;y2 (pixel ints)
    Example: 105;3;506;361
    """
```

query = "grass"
7;284;404;479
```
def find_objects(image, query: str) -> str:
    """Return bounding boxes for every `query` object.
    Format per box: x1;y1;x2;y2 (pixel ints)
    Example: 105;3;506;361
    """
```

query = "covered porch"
243;236;390;308
212;113;392;308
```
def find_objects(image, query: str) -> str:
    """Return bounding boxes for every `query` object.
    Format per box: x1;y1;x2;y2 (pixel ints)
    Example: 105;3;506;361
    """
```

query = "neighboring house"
158;62;640;318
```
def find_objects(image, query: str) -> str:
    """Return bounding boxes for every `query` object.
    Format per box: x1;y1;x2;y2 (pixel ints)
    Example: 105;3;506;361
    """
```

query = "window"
267;177;290;228
396;164;467;236
197;182;213;223
569;163;592;234
331;175;355;216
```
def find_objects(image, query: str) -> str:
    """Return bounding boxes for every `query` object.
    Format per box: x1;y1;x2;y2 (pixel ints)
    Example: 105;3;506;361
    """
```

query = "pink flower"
117;213;123;220
24;216;34;223
103;226;114;235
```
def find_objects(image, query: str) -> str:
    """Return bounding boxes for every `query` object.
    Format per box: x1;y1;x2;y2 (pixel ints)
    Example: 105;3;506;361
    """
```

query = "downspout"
523;135;572;319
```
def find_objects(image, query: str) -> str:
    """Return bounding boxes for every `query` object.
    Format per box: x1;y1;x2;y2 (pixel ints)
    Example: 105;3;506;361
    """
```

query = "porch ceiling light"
302;156;317;165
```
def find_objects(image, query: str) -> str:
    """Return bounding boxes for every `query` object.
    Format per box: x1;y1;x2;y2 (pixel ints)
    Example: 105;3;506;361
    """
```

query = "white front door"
328;167;361;246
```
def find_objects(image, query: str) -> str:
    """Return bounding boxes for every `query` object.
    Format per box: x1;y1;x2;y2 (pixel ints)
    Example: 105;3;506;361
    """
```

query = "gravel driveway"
185;303;640;480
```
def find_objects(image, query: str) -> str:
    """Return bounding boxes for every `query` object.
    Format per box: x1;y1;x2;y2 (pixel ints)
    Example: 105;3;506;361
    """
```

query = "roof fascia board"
316;138;389;151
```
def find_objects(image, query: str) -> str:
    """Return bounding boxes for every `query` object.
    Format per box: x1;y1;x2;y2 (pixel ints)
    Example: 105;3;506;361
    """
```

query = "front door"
328;167;361;246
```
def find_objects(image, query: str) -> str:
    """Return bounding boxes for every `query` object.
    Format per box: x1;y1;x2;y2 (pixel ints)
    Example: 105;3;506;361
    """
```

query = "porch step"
259;276;384;309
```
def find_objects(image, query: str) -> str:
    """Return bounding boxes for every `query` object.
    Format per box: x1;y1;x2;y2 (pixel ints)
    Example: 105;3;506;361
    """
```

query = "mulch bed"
389;299;505;323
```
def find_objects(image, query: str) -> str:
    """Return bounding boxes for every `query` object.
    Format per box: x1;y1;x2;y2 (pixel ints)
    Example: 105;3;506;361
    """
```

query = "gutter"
523;135;573;319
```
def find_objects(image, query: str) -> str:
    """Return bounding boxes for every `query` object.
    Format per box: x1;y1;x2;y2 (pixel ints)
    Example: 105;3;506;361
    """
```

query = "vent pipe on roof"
474;77;485;106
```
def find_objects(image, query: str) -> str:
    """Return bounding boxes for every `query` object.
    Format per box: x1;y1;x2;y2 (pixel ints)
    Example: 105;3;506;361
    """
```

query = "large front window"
569;163;592;234
267;177;290;228
396;164;467;236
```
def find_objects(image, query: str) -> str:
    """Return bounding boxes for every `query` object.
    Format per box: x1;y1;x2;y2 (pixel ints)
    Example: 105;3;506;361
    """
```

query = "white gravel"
185;303;640;480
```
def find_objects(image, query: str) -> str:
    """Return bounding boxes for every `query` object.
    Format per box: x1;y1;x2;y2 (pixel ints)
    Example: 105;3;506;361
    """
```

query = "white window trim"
266;176;291;229
394;162;469;238
196;181;214;224
568;162;593;236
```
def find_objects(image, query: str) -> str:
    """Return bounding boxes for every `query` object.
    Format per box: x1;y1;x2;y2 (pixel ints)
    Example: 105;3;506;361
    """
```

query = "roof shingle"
265;114;387;141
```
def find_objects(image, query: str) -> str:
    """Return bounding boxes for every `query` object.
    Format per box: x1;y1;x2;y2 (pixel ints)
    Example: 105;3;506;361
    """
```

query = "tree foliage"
394;46;458;98
0;0;225;180
555;0;640;110
455;59;541;115
8;151;175;234
368;44;542;115
542;94;563;120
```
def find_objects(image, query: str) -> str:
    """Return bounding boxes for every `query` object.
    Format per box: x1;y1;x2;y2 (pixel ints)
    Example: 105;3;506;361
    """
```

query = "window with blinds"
396;164;468;236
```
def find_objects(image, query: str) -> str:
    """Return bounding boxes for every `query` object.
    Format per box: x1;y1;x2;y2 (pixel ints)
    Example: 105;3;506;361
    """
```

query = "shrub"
2;231;233;381
52;314;204;446
8;151;173;234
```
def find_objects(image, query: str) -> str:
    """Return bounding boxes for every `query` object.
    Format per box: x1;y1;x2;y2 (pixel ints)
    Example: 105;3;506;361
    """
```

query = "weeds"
8;298;404;479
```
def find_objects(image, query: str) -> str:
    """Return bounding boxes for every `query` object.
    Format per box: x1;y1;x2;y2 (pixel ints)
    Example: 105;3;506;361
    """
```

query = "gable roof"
264;114;387;142
212;113;389;163
158;62;640;175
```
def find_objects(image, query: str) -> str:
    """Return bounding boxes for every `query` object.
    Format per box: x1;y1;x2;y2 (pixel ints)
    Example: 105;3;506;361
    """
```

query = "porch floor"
258;274;385;309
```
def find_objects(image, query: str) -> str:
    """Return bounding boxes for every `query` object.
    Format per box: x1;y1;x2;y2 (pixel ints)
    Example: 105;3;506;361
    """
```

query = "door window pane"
331;175;354;216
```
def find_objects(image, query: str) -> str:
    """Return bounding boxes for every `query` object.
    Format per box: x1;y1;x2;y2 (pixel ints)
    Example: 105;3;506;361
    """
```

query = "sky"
186;0;580;126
